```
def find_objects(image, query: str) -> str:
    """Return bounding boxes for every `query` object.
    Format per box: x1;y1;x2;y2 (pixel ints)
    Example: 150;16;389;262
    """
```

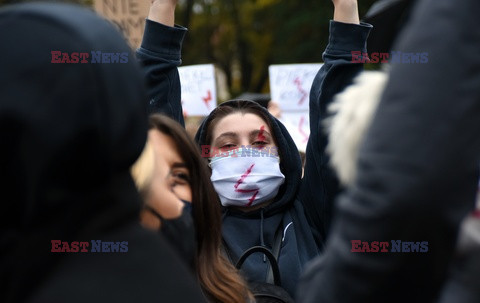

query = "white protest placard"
269;63;323;111
93;0;150;49
179;64;217;117
279;111;310;152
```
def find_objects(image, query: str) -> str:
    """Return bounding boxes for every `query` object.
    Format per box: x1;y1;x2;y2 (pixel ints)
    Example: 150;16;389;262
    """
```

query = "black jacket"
298;0;480;302
0;3;205;302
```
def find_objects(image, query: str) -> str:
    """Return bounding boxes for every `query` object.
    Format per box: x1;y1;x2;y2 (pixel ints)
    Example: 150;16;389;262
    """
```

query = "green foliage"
0;0;377;97
177;0;377;98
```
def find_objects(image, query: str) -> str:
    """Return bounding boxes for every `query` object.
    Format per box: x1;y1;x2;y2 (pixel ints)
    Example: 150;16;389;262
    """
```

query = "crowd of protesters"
1;0;479;302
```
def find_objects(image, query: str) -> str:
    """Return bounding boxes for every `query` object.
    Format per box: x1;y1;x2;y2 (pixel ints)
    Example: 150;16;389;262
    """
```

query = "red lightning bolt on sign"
202;90;212;109
298;116;309;143
294;77;308;106
234;164;260;207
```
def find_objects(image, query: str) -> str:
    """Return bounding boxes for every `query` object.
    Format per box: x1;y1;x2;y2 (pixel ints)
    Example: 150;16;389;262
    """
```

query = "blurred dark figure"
363;0;417;54
0;3;205;303
298;0;480;302
438;210;480;303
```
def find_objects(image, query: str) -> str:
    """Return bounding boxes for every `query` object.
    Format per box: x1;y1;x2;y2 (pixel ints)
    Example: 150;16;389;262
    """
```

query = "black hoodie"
0;3;205;303
137;17;372;296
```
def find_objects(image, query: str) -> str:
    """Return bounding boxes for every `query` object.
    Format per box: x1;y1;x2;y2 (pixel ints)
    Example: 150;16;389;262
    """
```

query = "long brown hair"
148;114;252;303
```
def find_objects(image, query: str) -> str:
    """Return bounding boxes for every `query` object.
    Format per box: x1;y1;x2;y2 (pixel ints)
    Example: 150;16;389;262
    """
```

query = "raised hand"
148;0;178;27
332;0;360;24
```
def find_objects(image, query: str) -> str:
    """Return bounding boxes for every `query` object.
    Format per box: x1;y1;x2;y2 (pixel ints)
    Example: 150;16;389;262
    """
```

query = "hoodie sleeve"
299;21;372;243
136;19;187;126
297;0;480;302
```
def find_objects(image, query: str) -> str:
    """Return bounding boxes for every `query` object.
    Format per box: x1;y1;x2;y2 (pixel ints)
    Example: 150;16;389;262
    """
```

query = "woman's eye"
221;144;236;149
252;141;268;146
171;172;190;184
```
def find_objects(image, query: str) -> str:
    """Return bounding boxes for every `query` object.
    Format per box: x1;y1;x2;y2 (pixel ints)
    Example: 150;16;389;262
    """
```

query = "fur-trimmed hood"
326;70;389;186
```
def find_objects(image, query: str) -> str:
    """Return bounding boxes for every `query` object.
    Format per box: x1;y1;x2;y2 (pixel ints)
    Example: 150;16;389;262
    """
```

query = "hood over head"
0;2;148;300
195;100;302;216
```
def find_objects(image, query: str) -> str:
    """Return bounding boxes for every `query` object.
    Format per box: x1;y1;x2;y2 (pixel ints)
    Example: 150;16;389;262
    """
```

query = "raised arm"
136;0;187;126
298;0;371;243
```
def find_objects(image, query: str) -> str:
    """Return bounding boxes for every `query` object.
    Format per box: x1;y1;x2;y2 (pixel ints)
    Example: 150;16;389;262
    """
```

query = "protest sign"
179;64;217;117
280;111;310;152
93;0;149;49
269;64;323;111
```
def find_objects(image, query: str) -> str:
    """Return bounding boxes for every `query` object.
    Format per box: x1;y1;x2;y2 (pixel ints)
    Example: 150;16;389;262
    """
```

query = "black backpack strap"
224;221;284;285
235;246;282;286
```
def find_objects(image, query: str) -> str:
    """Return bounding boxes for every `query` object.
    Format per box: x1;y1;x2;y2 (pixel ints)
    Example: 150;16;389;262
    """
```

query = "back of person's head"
0;3;189;302
0;1;148;204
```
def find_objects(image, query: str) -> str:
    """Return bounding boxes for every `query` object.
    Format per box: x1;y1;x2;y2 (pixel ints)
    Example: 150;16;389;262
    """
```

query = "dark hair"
149;114;252;303
205;100;279;149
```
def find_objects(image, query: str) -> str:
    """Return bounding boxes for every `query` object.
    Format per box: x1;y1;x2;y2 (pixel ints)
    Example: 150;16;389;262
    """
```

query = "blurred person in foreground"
0;3;205;303
305;61;480;303
132;114;254;303
297;0;480;302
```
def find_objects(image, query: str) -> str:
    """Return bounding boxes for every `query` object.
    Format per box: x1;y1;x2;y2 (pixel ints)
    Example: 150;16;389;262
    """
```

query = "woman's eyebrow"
249;129;271;141
171;162;188;169
213;132;238;144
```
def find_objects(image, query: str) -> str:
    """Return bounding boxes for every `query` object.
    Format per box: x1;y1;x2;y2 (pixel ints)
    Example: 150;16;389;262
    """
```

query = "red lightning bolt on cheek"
258;125;266;141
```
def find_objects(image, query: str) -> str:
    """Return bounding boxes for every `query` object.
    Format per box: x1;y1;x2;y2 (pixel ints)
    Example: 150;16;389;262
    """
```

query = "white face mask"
209;148;285;207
